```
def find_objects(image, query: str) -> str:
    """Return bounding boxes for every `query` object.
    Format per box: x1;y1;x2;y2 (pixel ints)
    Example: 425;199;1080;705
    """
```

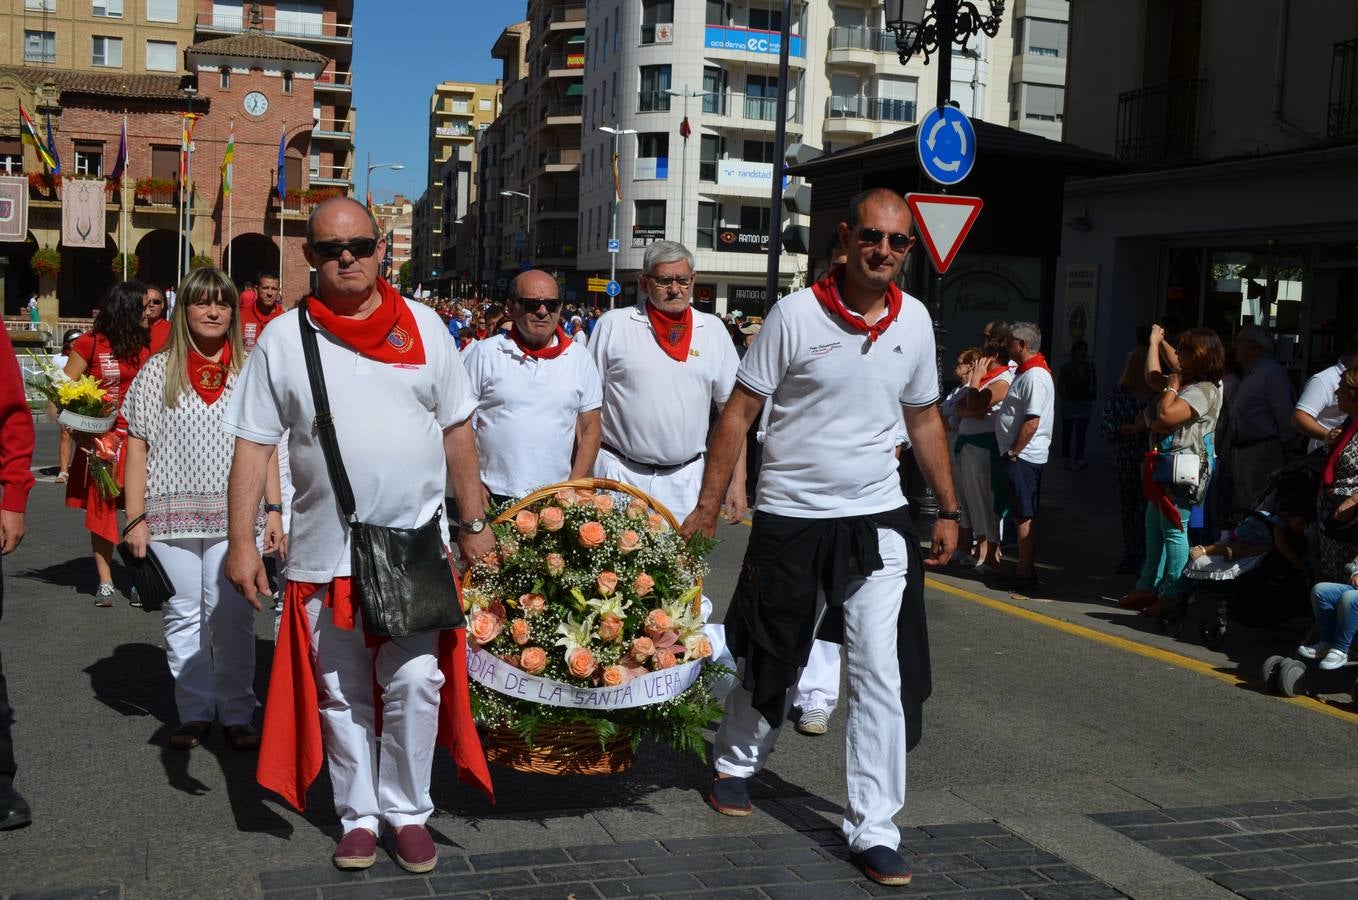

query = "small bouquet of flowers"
27;352;121;498
464;478;726;774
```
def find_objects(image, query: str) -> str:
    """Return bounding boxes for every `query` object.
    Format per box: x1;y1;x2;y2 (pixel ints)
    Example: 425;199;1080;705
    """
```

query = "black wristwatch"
936;508;962;522
264;502;283;514
460;517;487;534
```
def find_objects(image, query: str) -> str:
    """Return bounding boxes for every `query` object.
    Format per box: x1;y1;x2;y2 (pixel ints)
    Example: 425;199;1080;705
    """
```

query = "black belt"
1234;436;1282;450
601;442;703;474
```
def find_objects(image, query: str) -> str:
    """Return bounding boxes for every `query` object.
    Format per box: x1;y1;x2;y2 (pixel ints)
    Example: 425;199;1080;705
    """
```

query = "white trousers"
714;528;909;852
305;590;444;834
792;640;841;714
957;443;1001;541
157;537;257;726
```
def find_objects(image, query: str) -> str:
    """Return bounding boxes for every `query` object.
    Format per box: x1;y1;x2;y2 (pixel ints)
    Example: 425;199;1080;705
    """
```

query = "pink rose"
592;493;615;514
644;609;673;637
567;647;596;679
630;636;655;660
573;489;596;504
510;618;531;646
617;530;642;555
646;513;667;534
597;613;624;642
520;646;547;674
469;610;504;645
654;647;677;670
625;499;648;521
544;554;566;577
540;506;565;532
578;521;606;548
479;552;501;572
519;592;547;616
512;510;539;538
596;570;619;596
554;489;576;506
632;572;655;597
601;665;628;687
684;633;714;660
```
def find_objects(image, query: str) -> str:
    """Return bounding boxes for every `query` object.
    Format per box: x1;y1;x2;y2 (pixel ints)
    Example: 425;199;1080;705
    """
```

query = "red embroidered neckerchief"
304;278;426;365
810;265;902;342
1015;353;1052;376
645;301;694;362
509;324;571;360
188;341;232;406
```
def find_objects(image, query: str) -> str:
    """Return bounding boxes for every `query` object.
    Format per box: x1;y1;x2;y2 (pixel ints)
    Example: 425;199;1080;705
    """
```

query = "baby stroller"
1163;457;1320;649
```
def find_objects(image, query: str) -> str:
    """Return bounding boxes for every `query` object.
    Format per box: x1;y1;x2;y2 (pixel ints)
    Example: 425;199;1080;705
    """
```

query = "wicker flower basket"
472;477;702;776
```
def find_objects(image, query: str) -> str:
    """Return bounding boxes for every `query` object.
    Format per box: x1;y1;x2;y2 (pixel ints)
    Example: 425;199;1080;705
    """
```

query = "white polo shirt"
462;332;603;497
589;302;739;466
996;364;1056;464
1296;359;1346;453
738;287;938;518
222;300;475;583
957;369;1013;436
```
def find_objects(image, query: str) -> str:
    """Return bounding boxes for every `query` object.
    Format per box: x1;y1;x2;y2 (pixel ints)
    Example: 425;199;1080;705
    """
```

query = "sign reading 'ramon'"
718;228;769;253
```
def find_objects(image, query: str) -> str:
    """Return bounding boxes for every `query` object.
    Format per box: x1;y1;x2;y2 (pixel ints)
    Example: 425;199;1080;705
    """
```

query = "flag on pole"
179;113;200;188
18;105;57;172
44;114;61;174
220;121;235;197
612;151;622;201
679;116;691;141
365;189;373;210
109;116;128;181
276;129;287;198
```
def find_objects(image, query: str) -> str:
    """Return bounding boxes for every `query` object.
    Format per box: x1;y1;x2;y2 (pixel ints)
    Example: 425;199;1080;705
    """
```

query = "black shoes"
0;785;32;831
852;845;913;886
706;773;753;817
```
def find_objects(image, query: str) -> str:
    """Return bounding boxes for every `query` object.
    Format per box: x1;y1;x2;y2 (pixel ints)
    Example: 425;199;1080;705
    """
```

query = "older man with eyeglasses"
462;269;602;507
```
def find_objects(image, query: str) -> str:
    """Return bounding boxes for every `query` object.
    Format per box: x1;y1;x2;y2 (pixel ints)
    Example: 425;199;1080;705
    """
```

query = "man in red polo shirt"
238;272;283;353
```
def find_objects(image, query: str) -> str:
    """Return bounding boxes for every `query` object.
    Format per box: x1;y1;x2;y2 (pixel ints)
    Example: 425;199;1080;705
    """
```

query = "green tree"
397;260;413;292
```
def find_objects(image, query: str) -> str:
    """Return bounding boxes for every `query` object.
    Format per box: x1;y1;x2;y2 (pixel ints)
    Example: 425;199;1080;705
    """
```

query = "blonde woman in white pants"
123;267;283;751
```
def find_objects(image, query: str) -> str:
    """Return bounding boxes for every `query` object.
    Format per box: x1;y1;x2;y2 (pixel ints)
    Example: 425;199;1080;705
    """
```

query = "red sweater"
0;328;34;513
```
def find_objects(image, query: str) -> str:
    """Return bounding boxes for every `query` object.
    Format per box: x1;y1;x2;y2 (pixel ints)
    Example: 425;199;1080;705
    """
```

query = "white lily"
554;612;597;653
586;594;631;619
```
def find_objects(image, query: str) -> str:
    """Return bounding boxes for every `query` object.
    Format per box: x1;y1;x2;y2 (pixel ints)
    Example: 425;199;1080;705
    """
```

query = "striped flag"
44;114;61;174
220;121;235;197
276;129;287;198
108;116;128;181
179;113;200;188
19;105;56;171
612;151;622;201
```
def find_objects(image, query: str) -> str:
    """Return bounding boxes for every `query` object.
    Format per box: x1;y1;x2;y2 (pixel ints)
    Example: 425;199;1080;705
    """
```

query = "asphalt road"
2;421;1356;899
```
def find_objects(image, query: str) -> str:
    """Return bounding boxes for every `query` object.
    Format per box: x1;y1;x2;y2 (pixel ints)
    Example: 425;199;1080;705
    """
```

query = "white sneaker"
1319;649;1350;671
795;708;830;736
1297;642;1325;660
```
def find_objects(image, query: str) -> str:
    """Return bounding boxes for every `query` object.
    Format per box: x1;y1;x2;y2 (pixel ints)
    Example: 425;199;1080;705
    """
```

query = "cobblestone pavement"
1094;798;1358;899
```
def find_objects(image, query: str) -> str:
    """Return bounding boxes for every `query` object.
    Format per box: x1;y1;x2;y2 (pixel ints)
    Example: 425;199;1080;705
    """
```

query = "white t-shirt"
462;332;603;497
221;301;475;583
957;369;1013;436
996;363;1056;464
738;287;938;517
589;303;739;466
1296;359;1346;453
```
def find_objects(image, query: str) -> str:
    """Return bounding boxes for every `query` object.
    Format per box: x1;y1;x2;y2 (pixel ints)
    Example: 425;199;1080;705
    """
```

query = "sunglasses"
516;297;563;313
647;275;693;288
857;227;915;252
308;237;379;260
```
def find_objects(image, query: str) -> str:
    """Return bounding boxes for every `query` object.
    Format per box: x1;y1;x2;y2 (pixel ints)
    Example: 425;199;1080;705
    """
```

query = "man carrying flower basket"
682;188;961;889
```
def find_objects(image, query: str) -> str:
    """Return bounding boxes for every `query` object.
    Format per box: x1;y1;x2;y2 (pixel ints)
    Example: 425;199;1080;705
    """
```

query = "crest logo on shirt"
893;345;903;354
689;348;700;357
386;325;414;353
197;365;226;391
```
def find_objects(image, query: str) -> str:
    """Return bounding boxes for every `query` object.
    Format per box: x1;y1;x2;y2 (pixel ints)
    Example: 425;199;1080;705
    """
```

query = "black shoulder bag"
297;302;465;637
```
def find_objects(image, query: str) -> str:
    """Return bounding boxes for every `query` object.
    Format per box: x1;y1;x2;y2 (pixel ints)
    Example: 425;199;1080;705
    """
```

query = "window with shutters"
1026;18;1067;58
75;143;103;177
151;145;179;181
146;0;176;23
24;31;56;64
92;36;123;67
145;40;176;71
1023;83;1064;121
93;0;124;17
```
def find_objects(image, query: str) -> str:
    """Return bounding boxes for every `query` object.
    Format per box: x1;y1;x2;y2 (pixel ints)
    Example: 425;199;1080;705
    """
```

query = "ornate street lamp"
883;0;1005;68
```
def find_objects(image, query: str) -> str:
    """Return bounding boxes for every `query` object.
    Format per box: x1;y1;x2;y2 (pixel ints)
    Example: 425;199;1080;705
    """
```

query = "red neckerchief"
1015;353;1052;376
645;301;694;362
509;324;571;360
475;326;488;340
1324;417;1358;486
810;265;902;342
252;299;284;324
1141;448;1184;531
978;363;1009;387
149;318;171;354
187;342;232;405
304;278;426;365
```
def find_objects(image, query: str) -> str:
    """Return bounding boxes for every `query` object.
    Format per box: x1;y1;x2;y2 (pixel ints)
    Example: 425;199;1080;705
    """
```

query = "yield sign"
905;192;983;274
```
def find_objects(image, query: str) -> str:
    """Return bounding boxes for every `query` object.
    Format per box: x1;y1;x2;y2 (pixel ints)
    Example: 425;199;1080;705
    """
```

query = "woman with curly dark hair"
63;280;154;605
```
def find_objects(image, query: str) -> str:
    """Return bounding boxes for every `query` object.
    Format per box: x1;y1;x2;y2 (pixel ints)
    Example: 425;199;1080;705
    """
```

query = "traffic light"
780;143;820;256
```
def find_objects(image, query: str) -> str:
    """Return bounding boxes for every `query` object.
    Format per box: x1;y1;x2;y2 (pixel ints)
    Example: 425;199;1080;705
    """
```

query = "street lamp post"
365;151;405;206
598;124;637;303
500;188;532;268
664;87;714;248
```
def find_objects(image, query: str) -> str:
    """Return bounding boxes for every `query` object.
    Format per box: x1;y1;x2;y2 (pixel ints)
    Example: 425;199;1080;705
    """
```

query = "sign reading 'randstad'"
717;160;792;189
704;26;805;57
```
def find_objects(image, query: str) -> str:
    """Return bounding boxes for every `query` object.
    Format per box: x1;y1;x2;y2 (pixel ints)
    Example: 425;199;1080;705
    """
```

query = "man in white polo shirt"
995;321;1055;592
223;197;493;875
1294;335;1356;454
463;269;602;504
682;187;959;888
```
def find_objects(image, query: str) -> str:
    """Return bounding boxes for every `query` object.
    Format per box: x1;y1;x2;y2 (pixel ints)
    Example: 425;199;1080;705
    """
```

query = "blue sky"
351;3;518;203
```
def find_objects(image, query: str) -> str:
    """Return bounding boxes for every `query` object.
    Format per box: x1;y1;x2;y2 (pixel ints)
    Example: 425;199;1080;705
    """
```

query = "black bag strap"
297;300;358;524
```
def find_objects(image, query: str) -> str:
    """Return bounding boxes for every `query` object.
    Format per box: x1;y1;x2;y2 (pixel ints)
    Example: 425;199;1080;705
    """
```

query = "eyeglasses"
516;297;563;313
647;275;693;288
857;228;915;252
308;237;379;260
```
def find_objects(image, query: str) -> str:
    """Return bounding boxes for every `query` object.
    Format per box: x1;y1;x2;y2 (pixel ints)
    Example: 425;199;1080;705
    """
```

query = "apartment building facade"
371;192;411;288
1;0;356;318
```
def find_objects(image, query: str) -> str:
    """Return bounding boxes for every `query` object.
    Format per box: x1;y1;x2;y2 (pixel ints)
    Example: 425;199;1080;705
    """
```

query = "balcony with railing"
535;194;580;216
543;99;583;123
544;2;586;30
825;95;916;132
537;147;582;171
1115;79;1206;166
827;26;895;66
315;70;353;93
693;92;805;126
196;11;353;44
1329;38;1358;141
546;53;586;74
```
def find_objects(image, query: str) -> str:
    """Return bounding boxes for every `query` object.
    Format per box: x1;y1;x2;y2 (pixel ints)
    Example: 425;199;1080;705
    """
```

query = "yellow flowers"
55;376;107;411
25;352;112;418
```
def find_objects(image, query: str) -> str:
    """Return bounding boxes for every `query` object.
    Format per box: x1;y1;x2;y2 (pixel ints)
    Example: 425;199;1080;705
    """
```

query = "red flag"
679;116;692;141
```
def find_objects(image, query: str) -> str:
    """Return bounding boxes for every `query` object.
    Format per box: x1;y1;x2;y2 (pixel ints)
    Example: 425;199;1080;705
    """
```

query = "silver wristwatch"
460;517;487;534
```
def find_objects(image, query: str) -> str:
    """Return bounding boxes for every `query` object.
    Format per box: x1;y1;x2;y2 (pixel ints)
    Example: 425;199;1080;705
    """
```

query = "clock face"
243;91;269;117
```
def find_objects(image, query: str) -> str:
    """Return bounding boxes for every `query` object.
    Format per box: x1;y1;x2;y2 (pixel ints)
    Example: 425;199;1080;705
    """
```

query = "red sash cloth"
257;577;494;811
187;342;232;406
810;266;902;342
509;325;571;360
1323;417;1358;487
305;278;426;365
645;302;694;362
1141;448;1183;531
1015;353;1052;376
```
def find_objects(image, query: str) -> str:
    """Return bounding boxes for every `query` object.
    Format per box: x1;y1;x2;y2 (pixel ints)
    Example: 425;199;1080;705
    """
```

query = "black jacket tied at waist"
723;505;932;749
